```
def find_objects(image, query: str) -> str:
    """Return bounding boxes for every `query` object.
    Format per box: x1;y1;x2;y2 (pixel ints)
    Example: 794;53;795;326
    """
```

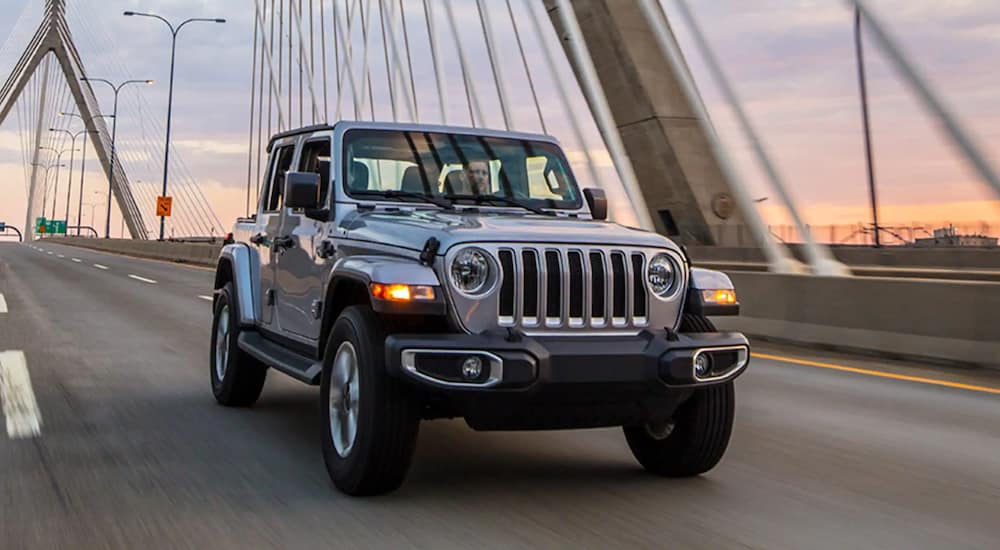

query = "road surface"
1;241;998;549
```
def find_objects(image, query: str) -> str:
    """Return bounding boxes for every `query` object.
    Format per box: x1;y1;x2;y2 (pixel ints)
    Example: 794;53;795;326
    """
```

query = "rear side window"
298;139;332;206
265;145;296;212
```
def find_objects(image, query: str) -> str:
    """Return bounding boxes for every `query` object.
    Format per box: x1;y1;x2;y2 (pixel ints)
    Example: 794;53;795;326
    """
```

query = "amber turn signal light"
701;289;737;305
370;283;436;302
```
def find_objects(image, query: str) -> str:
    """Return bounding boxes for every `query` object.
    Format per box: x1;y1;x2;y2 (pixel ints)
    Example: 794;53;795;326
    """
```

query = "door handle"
274;236;295;250
249;233;266;246
316;240;336;259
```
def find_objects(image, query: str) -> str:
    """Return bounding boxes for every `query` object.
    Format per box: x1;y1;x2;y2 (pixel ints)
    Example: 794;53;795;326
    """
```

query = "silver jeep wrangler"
211;121;749;496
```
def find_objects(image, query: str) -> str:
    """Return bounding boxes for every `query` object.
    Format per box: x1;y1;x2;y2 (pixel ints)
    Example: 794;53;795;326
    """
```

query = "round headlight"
450;248;492;295
647;253;678;297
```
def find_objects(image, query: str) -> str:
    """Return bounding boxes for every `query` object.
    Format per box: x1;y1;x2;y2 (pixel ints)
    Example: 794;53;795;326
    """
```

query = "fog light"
462;356;483;380
694;353;712;377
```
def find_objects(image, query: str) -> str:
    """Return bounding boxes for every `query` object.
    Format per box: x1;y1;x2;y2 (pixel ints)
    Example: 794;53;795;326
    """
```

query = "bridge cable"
399;0;419;122
376;0;398;121
475;0;512;130
672;0;841;272
440;0;482;127
505;0;546;134
421;0;447;124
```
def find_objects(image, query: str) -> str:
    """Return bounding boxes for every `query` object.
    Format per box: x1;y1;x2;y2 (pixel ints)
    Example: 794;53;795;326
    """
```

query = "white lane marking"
93;264;109;270
128;274;157;284
198;295;213;302
0;293;6;313
0;351;43;439
71;258;82;263
57;254;65;259
46;251;53;255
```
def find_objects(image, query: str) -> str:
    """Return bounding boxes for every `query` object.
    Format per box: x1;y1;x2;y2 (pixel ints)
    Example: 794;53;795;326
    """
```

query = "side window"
266;145;296;212
257;153;278;213
297;139;332;205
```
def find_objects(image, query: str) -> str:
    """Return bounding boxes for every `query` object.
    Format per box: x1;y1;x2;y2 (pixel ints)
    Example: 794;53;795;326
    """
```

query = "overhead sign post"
156;196;173;218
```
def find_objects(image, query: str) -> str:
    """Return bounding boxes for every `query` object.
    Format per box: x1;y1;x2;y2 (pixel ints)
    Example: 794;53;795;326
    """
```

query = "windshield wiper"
445;194;555;216
353;190;454;210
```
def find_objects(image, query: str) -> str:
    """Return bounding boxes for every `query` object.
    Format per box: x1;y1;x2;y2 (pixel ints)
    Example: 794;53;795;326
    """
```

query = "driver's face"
465;162;489;191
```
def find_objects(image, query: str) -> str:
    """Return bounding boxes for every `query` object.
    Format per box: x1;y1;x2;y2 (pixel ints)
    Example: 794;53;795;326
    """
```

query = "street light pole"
62;113;114;235
30;162;65;235
124;11;226;241
855;7;881;247
81;77;153;239
38;147;77;221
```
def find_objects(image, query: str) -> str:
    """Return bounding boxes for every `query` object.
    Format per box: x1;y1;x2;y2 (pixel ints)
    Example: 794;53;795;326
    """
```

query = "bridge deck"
1;242;999;548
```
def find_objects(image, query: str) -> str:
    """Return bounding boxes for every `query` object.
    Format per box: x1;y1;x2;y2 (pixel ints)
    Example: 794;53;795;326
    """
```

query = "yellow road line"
753;352;1000;395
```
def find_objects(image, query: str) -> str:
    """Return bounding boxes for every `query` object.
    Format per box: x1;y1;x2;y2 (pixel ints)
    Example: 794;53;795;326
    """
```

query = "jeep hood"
338;209;677;252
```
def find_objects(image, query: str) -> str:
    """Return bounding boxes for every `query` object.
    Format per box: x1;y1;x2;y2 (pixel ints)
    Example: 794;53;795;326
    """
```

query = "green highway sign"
35;217;47;233
0;221;6;231
52;220;67;234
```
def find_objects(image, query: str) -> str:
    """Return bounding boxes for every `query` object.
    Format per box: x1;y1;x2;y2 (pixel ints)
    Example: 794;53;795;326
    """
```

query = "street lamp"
30;162;66;236
81;77;153;238
37;146;78;220
49;127;99;233
124;10;226;241
60;112;112;235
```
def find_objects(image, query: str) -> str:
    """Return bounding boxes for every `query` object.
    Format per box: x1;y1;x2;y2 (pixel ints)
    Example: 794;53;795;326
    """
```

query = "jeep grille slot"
521;250;539;324
590;252;606;325
485;245;671;333
568;251;584;324
544;250;562;326
631;253;648;321
611;252;627;324
498;250;516;321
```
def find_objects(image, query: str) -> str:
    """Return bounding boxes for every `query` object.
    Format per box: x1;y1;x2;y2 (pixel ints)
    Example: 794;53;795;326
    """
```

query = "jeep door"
273;135;333;342
256;141;297;329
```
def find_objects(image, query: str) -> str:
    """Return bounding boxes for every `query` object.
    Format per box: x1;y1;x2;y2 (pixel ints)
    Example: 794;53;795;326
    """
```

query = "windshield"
343;129;582;210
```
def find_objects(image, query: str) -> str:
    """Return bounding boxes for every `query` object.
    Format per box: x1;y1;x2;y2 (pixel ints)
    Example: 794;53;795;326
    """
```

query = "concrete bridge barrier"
42;237;222;268
714;272;1000;369
41;237;999;368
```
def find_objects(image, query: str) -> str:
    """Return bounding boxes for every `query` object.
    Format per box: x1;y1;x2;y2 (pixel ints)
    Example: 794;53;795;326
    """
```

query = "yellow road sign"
156;196;173;217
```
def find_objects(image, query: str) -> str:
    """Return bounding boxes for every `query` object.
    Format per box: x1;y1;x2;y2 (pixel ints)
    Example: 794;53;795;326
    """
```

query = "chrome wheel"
215;304;230;382
329;341;360;457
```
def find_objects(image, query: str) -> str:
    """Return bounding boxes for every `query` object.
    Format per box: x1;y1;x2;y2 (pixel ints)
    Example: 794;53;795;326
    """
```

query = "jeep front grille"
496;246;650;331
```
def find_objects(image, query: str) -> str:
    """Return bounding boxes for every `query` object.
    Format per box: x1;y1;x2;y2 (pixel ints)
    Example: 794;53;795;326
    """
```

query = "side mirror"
284;171;321;209
584;188;608;221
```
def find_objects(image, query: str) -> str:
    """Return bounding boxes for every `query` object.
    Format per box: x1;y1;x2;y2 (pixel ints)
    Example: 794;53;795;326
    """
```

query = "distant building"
914;226;998;248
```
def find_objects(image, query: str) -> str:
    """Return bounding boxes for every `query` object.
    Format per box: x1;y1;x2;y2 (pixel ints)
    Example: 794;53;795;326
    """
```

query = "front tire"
624;314;736;477
320;305;420;496
210;282;267;407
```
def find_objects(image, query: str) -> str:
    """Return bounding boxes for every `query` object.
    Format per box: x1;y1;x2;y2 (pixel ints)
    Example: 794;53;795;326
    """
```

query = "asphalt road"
1;241;999;549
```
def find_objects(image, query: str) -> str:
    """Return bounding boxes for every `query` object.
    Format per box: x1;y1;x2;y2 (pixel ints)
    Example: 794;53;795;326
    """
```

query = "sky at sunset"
0;0;998;240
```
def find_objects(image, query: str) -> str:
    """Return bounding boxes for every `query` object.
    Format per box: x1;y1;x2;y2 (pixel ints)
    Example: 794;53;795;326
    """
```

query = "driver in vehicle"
448;160;491;195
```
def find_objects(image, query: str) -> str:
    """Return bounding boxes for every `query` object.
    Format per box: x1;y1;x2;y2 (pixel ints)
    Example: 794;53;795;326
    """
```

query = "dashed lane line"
71;258;82;263
0;351;43;439
0;293;6;313
57;254;65;259
198;295;213;302
46;251;53;255
128;274;157;284
93;264;109;270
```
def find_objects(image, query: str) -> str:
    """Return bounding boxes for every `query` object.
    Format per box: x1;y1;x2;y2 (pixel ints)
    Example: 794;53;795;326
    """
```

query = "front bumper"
385;329;749;392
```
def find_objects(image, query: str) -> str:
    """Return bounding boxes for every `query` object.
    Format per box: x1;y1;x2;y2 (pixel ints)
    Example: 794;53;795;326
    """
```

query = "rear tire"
624;313;736;477
210;282;267;407
320;305;420;496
